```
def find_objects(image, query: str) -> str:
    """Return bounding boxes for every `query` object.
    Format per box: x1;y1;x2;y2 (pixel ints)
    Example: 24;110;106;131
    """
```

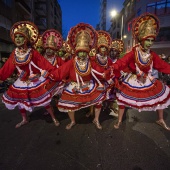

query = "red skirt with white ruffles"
57;79;107;112
2;76;64;112
116;73;170;111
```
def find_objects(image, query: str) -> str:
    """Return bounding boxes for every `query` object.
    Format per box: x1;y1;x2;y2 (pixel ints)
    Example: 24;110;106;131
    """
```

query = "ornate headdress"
60;41;73;54
34;35;43;48
10;21;39;45
42;29;63;50
110;39;124;53
97;30;112;49
67;23;97;53
57;41;73;57
132;13;159;42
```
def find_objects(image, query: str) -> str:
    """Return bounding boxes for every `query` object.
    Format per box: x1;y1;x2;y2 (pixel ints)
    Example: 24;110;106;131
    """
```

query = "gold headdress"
42;29;63;50
10;21;39;45
75;31;91;52
60;41;74;54
110;39;124;53
132;13;159;41
34;35;43;48
97;30;112;49
67;23;97;53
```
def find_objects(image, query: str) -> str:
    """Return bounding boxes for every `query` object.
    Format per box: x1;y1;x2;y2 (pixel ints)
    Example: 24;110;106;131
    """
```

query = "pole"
121;15;123;40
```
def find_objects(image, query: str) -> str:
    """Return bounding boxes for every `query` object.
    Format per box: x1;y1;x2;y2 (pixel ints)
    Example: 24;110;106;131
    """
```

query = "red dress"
112;46;170;111
0;48;61;112
44;54;66;94
91;54;115;101
50;56;107;112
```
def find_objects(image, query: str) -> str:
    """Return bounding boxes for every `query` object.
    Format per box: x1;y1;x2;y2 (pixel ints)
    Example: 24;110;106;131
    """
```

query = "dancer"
108;13;170;130
52;23;107;130
42;29;65;68
0;21;60;128
42;29;66;107
110;39;124;63
86;30;114;117
109;39;124;117
57;41;71;62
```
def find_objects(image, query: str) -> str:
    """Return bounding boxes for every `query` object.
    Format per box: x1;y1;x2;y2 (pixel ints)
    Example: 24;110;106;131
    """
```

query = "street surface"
0;93;170;170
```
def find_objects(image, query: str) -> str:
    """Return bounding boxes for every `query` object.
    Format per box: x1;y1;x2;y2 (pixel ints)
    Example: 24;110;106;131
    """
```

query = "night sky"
58;0;124;39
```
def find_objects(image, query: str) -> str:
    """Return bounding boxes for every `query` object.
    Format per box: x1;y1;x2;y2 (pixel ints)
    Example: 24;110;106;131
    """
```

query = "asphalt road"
0;94;170;170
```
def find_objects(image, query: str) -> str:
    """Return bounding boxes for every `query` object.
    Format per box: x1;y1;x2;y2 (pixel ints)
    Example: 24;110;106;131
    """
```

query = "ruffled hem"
2;94;52;112
57;100;103;112
116;91;170;112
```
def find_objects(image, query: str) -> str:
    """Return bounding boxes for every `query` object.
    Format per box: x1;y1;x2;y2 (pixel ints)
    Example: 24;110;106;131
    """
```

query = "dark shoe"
93;120;102;130
52;118;60;127
114;121;122;129
156;120;170;131
66;122;76;130
15;120;29;128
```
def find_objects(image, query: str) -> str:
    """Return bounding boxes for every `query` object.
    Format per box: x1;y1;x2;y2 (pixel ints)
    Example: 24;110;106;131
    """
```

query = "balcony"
35;3;46;17
0;1;12;20
0;27;11;43
16;0;31;15
35;19;47;30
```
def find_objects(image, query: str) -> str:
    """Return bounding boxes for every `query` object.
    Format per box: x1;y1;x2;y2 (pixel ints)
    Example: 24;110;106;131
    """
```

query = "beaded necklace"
74;56;91;77
135;46;153;69
14;48;32;66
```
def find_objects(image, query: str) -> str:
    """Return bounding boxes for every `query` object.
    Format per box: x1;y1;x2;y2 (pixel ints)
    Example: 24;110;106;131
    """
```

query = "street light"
123;35;127;39
110;10;117;18
110;10;124;40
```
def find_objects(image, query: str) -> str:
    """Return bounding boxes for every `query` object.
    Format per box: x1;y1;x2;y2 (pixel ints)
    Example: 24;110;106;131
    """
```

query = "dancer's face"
58;49;66;57
14;34;26;47
45;48;55;56
142;37;154;51
110;49;119;59
99;46;108;56
36;46;44;55
77;51;87;60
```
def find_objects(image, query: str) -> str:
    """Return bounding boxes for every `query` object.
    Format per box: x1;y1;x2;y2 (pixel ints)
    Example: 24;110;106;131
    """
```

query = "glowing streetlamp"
110;10;117;18
123;35;127;39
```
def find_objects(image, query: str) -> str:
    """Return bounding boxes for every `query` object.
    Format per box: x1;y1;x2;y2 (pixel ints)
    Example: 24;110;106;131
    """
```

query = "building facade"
100;0;107;31
0;0;62;66
110;0;170;56
34;0;62;34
